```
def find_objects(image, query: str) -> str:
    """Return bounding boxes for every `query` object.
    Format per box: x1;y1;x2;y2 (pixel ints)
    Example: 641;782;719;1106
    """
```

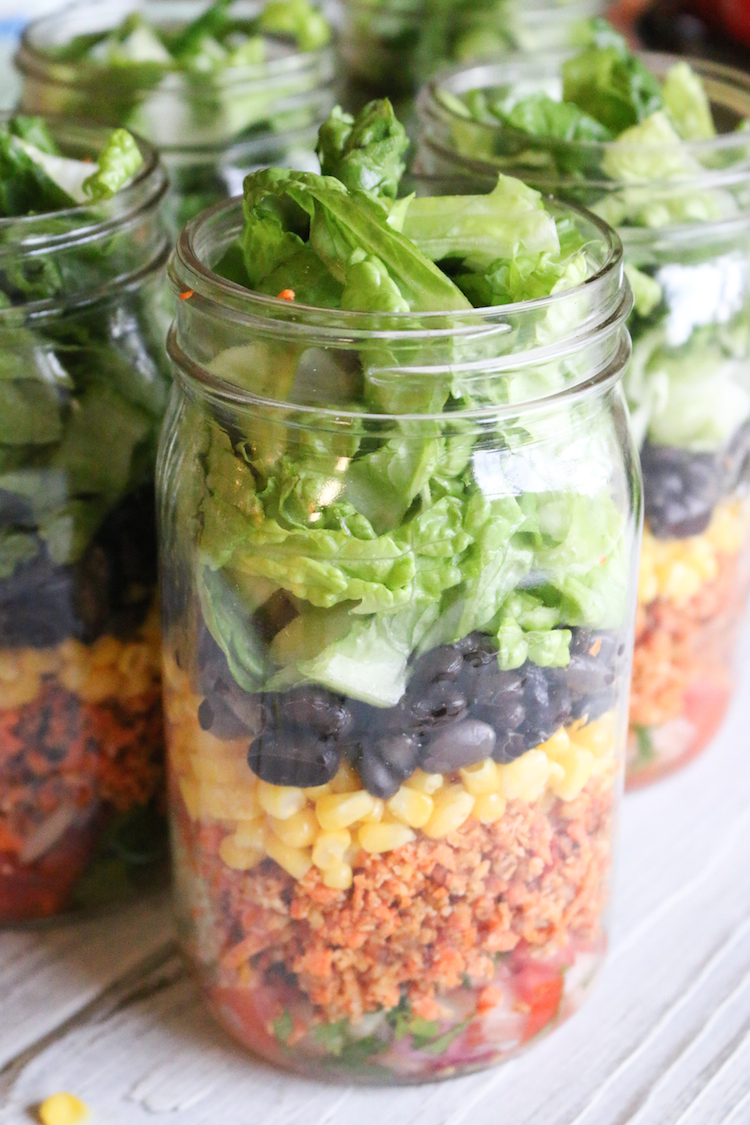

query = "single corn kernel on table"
2;629;750;1123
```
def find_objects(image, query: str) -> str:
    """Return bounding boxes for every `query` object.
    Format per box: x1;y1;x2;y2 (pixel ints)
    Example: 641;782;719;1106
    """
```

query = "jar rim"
17;0;334;92
342;0;603;18
0;115;166;249
167;192;632;423
418;51;750;216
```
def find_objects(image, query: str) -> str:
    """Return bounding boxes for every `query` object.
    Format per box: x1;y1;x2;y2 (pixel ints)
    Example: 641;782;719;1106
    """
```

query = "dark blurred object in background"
639;0;750;68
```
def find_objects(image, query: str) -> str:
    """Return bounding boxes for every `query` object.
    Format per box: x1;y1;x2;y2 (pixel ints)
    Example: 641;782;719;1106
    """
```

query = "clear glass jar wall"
0;121;171;923
416;55;750;787
339;0;606;110
15;0;337;234
158;196;640;1082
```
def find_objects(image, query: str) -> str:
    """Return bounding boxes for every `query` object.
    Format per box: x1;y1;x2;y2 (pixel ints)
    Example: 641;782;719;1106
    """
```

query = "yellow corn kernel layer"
166;671;619;883
639;499;748;607
0;606;161;711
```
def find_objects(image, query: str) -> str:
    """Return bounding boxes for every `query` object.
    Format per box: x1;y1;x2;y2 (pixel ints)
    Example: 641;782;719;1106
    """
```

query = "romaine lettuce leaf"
562;44;663;135
316;100;408;200
400;174;560;269
662;60;715;141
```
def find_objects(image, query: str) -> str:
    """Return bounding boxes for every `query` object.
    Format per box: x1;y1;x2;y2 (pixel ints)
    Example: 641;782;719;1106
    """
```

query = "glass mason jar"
15;0;337;235
0;120;171;924
338;0;606;111
159;191;640;1082
416;55;750;788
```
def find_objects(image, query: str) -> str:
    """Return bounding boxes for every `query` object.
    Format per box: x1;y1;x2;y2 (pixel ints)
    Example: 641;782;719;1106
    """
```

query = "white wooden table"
2;630;750;1125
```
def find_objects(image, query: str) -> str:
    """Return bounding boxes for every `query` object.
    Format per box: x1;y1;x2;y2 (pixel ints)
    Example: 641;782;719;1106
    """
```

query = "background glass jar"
0;120;171;924
338;0;606;117
416;55;750;787
159;193;639;1082
15;0;337;235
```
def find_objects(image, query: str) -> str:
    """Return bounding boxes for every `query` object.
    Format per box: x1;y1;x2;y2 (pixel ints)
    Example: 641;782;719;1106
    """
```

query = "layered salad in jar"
16;0;335;231
0;119;170;921
161;100;639;1080
339;0;606;109
416;27;750;784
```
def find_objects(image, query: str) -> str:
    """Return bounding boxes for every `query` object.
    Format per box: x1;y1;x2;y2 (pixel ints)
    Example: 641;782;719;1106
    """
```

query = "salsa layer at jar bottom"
628;499;750;786
168;657;618;1080
0;612;164;923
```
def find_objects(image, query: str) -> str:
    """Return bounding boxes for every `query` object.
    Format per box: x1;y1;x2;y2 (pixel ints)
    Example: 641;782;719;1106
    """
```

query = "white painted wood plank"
2;632;750;1123
0;894;173;1067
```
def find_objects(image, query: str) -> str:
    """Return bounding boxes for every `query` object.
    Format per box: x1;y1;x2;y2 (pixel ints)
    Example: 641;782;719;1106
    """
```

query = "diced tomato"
512;961;564;1043
682;678;731;754
208;984;297;1067
0;815;101;923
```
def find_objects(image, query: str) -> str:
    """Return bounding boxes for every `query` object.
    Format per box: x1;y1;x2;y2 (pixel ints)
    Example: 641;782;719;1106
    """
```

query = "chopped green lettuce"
662;60;715;141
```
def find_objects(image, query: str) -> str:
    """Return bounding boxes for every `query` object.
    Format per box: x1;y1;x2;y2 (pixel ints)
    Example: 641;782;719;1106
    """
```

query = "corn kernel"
359;821;415;854
539;728;570;756
199;781;259;821
573;712;616;757
362;798;385;823
0;651;20;682
547;744;596;801
460;758;500;796
233;817;266;849
387;787;434;828
473;791;507;824
76;666;121;704
404;769;444;795
118;642;154;679
258;781;306;820
316;790;375;831
219;835;264;871
498;749;550;803
59;638;89;665
191;753;244;787
329;762;360;793
58;661;90;694
423;786;475;838
707;502;744;554
178;775;201;820
265;835;312;879
303;783;331;799
90;635;123;667
658;560;703;604
344;842;363;867
38;1093;89;1125
270;808;318;848
322;862;353;890
312;829;351;870
0;673;41;710
21;648;59;676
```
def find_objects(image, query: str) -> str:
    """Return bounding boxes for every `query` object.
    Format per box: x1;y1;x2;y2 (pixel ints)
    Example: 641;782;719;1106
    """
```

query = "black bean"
492;731;528;764
198;694;257;740
456;632;498;668
473;666;525;707
355;750;402;799
641;441;722;539
282;687;352;737
421;719;497;773
248;728;340;788
571;692;614;723
564;653;616;698
374;734;422;780
518;664;572;747
409;645;463;686
409;681;467;727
